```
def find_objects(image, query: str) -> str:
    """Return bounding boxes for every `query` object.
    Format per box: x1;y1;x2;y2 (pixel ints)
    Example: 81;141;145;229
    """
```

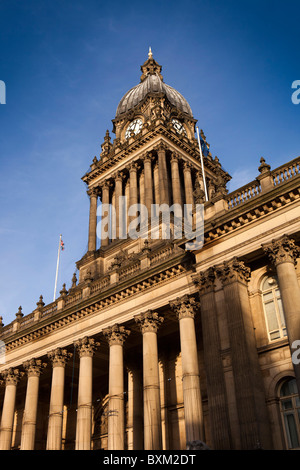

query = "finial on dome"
148;47;153;59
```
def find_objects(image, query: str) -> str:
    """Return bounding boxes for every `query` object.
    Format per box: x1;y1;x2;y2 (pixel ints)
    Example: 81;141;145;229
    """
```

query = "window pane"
284;413;300;448
276;297;286;328
263;292;273;302
281;379;297;397
281;399;293;410
264;301;279;332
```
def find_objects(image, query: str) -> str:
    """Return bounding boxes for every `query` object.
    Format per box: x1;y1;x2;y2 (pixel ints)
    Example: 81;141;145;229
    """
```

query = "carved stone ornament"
74;336;100;358
23;358;47;377
193;267;216;294
169;294;197;320
215;257;251;285
134;310;164;334
47;347;72;367
102;324;130;346
1;367;24;386
262;234;300;267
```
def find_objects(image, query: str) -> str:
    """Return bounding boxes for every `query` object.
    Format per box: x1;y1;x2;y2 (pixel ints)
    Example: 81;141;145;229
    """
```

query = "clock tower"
78;49;231;282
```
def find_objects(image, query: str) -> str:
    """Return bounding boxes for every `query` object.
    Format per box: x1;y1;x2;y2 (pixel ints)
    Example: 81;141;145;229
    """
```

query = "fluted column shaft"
170;153;182;207
135;311;163;450
183;161;194;208
194;272;232;449
127;366;143;450
88;188;98;252
129;163;139;224
170;296;204;445
263;235;300;394
157;145;170;206
46;348;72;450
75;337;99;450
0;368;23;450
216;258;272;449
114;172;124;239
103;325;130;450
20;359;46;450
100;181;110;247
143;154;153;217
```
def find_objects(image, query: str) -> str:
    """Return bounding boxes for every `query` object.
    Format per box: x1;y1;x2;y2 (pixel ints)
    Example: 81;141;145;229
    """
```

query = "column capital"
103;324;130;346
134;310;164;334
170;152;180;163
114;170;125;181
87;187;99;198
23;358;47;377
1;367;24;386
262;234;300;267
192;267;216;294
154;141;167;153
169;294;197;320
47;347;72;367
183;160;192;171
75;336;100;358
215;257;251;286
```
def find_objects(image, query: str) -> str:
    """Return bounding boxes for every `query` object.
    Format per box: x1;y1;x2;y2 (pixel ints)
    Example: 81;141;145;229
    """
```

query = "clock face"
125;118;143;139
172;118;186;136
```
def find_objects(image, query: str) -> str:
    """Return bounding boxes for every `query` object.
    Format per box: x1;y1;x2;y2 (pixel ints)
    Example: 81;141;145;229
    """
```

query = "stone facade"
0;51;300;450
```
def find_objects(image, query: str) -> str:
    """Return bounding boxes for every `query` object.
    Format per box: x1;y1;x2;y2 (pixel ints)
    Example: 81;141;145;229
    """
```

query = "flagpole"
196;126;209;202
53;234;62;301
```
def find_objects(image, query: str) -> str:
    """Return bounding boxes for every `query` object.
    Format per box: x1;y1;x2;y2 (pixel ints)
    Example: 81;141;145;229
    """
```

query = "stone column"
215;257;272;449
0;368;23;450
46;348;72;450
183;161;194;208
75;336;99;450
129;162;139;224
143;153;154;217
263;235;300;394
193;271;232;449
103;324;130;450
169;295;204;446
127;365;143;450
135;310;164;450
170;153;182;207
100;180;110;247
157;144;170;206
87;187;98;252
20;359;46;450
114;171;124;239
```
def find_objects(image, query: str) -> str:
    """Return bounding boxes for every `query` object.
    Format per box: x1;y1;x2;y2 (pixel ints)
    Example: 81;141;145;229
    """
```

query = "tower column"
100;180;110;247
263;235;300;395
170;153;182;207
103;325;130;450
75;336;99;450
0;368;23;450
169;295;204;445
20;359;46;450
87;188;98;252
128;162;139;230
157;144;170;206
114;171;124;239
135;310;164;450
46;348;72;450
183;161;194;208
143;153;153;217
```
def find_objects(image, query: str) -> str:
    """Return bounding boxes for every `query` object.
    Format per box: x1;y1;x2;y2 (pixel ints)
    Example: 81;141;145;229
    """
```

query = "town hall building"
0;50;300;451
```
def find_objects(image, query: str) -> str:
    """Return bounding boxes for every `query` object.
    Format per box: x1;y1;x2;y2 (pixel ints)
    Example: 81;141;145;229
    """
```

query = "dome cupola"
115;48;193;118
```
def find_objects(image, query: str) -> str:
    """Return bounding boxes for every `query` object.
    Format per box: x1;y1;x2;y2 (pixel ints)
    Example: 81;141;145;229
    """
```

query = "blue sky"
0;0;299;324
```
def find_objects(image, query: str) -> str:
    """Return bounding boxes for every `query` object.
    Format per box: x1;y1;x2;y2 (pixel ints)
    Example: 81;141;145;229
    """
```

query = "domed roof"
115;50;193;118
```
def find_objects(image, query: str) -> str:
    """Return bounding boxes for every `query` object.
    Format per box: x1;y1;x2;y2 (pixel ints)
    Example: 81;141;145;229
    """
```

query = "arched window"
280;378;300;449
261;275;287;341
